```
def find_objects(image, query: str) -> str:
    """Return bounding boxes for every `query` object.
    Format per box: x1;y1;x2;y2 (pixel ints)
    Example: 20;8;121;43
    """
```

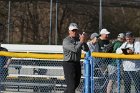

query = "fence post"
84;51;91;93
116;59;121;93
90;57;95;93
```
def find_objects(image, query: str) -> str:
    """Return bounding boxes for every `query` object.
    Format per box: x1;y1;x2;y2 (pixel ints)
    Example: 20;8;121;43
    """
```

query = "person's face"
91;37;98;43
125;37;134;44
121;38;126;42
69;29;79;37
100;34;109;40
118;37;125;42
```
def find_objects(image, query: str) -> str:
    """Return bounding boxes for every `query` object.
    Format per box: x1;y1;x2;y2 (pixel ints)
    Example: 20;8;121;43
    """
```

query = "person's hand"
79;32;88;43
79;34;84;43
127;49;134;54
82;32;88;41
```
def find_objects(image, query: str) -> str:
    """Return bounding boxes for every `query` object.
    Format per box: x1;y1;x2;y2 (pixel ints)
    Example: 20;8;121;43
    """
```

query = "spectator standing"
107;33;125;93
98;28;110;52
62;23;89;93
0;45;11;92
87;32;99;52
92;28;111;93
116;32;140;93
97;28;110;74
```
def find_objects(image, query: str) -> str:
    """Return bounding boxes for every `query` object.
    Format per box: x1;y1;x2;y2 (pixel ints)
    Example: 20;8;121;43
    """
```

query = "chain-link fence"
0;51;140;93
84;52;140;93
1;58;84;93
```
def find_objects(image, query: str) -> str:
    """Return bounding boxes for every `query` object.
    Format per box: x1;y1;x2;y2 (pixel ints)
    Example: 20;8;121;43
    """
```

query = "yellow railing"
0;51;85;59
92;52;140;60
0;51;140;60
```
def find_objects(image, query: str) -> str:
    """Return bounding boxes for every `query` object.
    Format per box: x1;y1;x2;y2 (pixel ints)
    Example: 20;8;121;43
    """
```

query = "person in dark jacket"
0;45;11;92
62;23;89;93
97;28;110;74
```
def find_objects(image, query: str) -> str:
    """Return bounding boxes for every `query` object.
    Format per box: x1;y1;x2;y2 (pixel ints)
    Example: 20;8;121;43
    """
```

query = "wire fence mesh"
0;51;140;93
92;57;140;93
1;58;84;93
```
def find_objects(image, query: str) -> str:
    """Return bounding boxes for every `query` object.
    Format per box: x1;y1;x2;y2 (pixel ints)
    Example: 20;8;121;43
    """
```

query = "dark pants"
63;61;81;93
0;68;8;92
123;71;140;93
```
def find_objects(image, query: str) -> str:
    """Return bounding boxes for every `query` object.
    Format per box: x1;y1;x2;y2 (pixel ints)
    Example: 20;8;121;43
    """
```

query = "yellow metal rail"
92;52;140;60
0;51;140;60
0;51;85;59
